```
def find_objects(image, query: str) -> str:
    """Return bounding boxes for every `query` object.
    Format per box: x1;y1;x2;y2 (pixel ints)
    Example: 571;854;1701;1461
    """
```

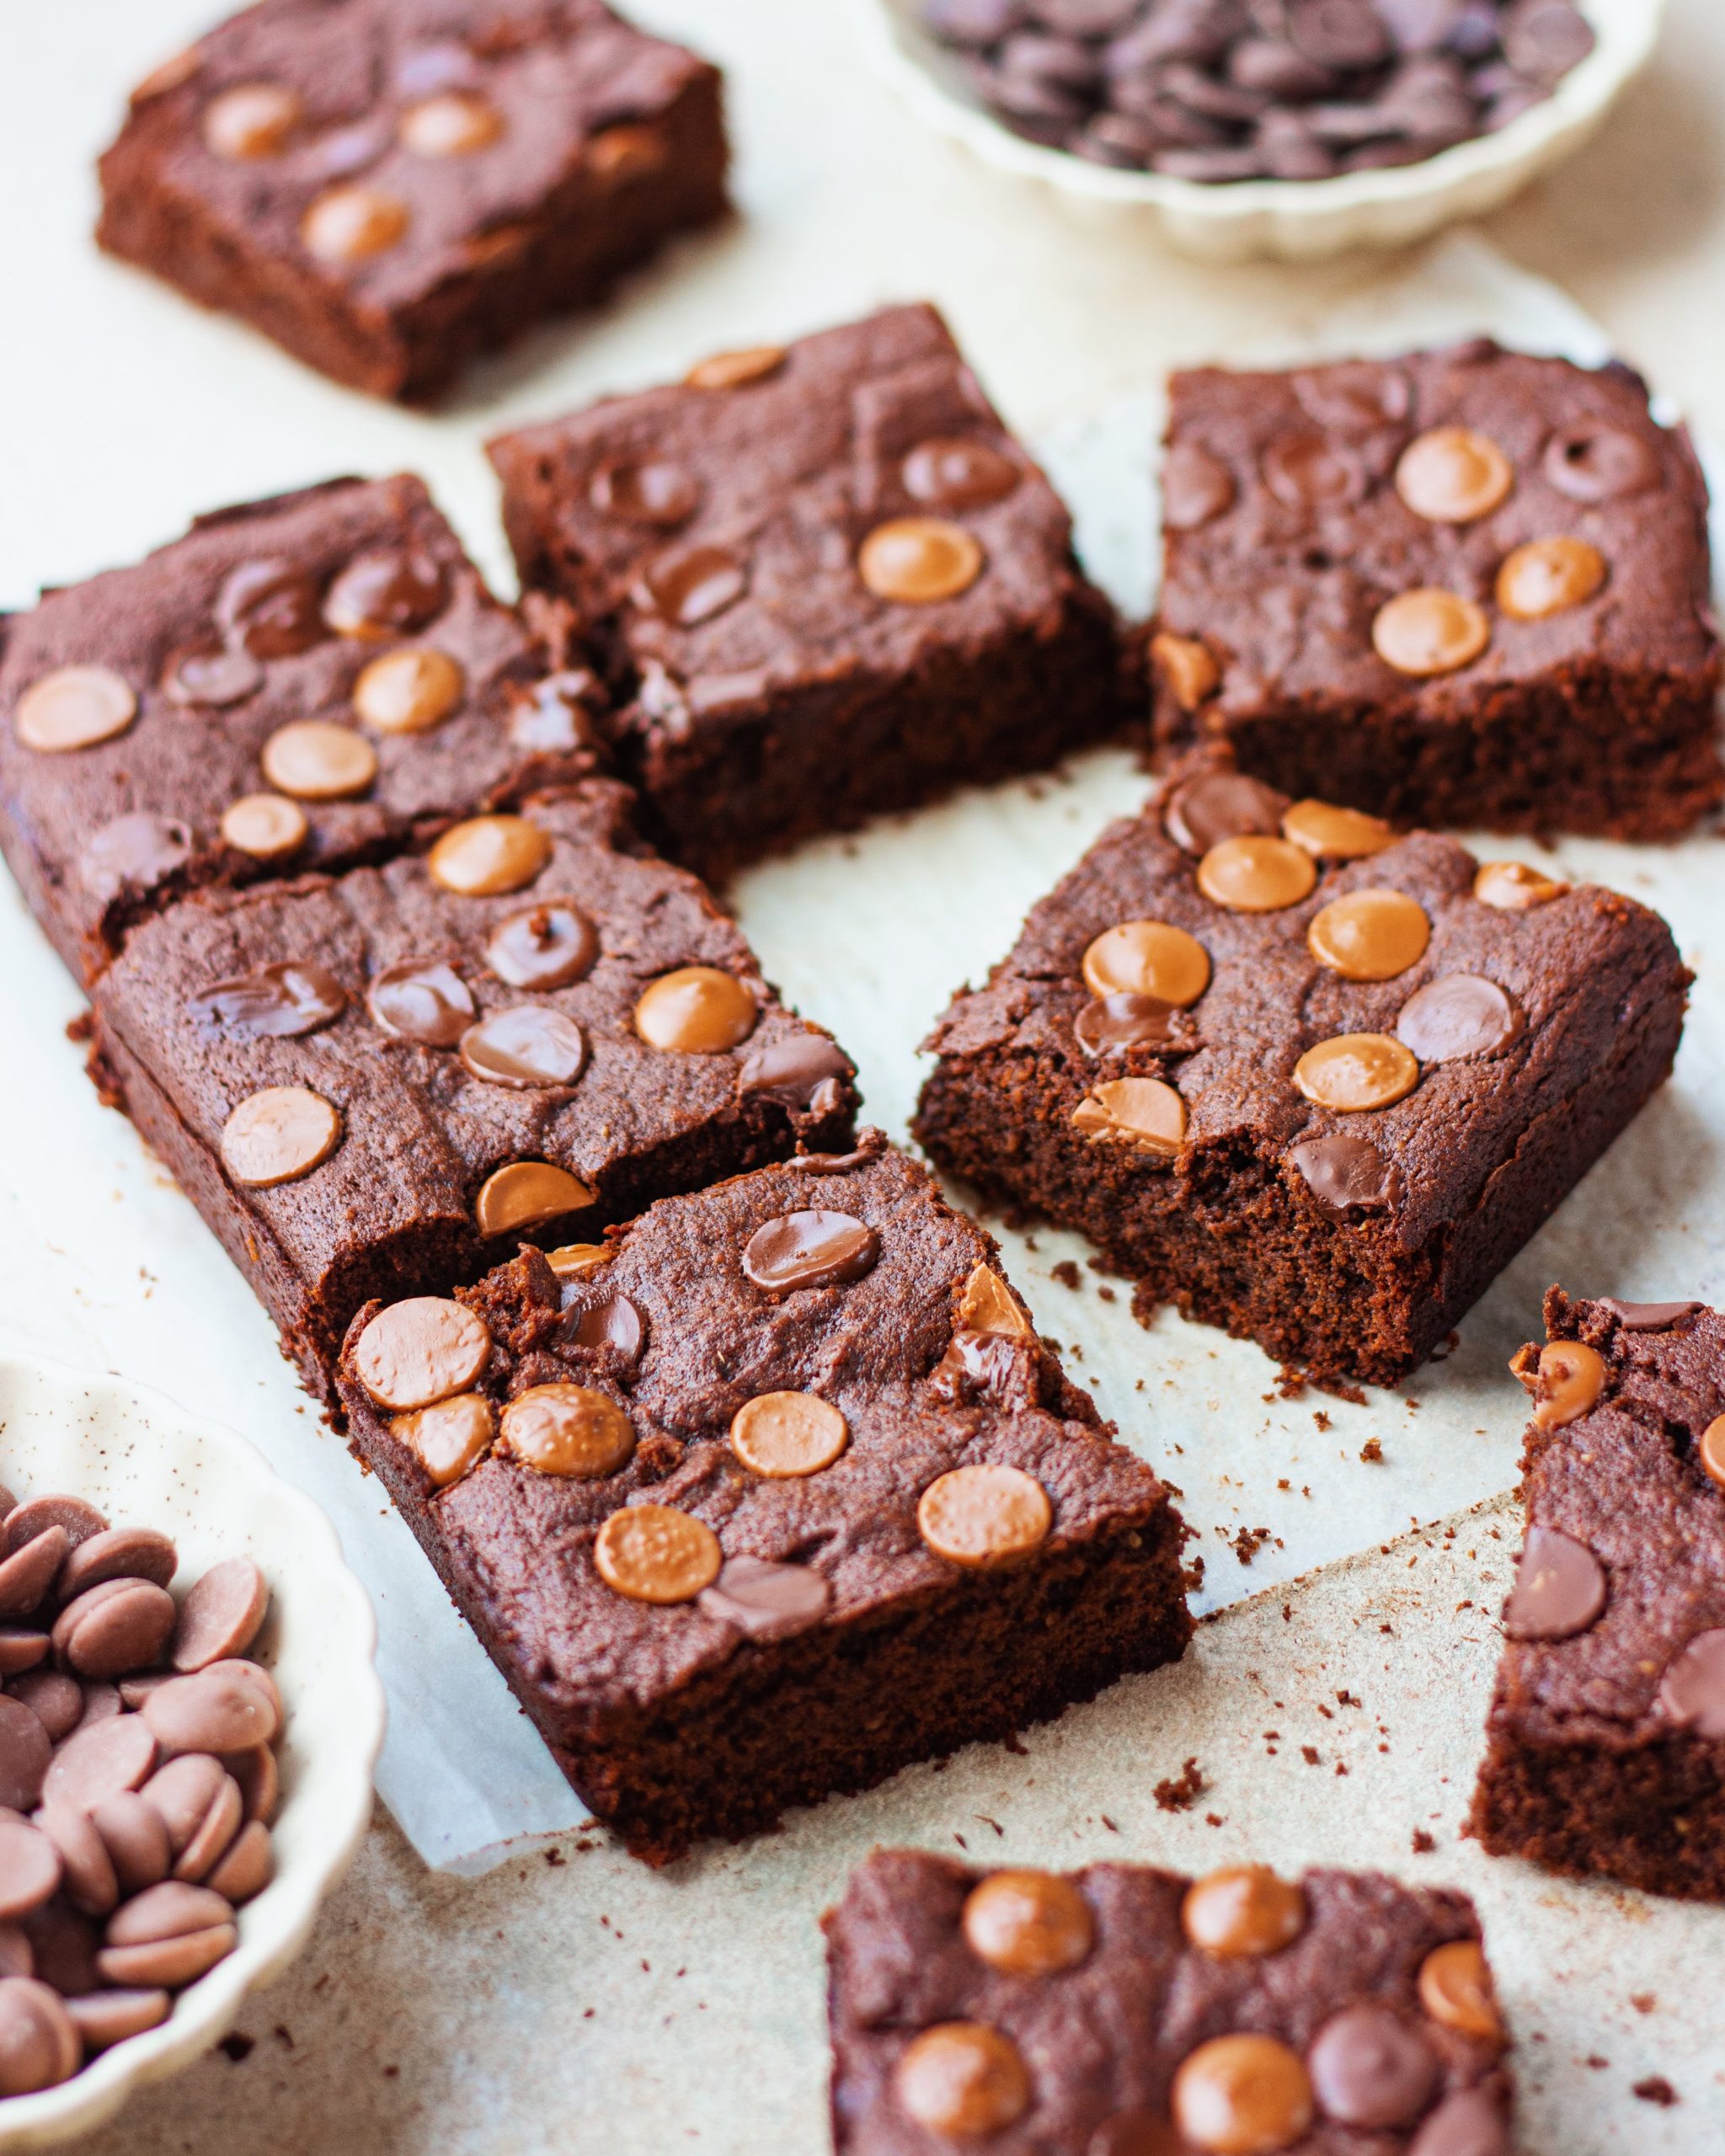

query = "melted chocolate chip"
1308;2004;1437;2131
1599;1299;1701;1332
1074;993;1192;1058
742;1211;880;1293
78;815;194;905
697;1556;832;1641
1161;441;1236;530
189;962;347;1040
930;1331;1039;1412
366;961;475;1048
1290;1135;1400;1218
562;1293;644;1364
1262;433;1365;510
1503;1524;1606;1641
323;550;447;638
1541;419;1660;503
459;1007;587;1089
1659;1629;1725;1739
162;644;264;708
901;437;1021;512
637;546;747;627
1164;771;1290;856
738;1036;852;1112
215;559;325;659
486;905;598;992
1294;361;1412;434
1395;975;1523;1063
590;459;699;527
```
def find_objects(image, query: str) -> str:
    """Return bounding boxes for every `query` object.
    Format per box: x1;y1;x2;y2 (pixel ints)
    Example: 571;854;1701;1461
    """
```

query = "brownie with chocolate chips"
90;780;856;1405
1145;341;1723;840
1468;1290;1725;1902
96;0;729;402
334;1139;1189;1864
487;302;1124;878
825;1848;1514;2153
914;756;1689;1386
0;475;607;983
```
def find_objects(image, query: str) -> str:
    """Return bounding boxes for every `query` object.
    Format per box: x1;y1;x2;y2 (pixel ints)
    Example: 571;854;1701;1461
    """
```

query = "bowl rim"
0;1349;385;2148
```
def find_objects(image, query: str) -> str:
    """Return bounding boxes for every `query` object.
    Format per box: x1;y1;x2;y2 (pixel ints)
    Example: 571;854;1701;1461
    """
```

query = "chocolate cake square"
0;475;606;983
1147;340;1723;840
1468;1290;1725;1902
335;1139;1190;1863
825;1849;1514;2153
90;780;857;1404
96;0;729;402
487;303;1124;877
914;758;1690;1387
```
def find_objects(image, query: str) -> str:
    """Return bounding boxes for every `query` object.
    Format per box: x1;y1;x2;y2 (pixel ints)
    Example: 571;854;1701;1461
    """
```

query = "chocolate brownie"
488;303;1124;878
96;0;729;403
1146;340;1723;840
0;475;606;983
90;780;857;1404
1468;1290;1725;1902
826;1849;1514;2153
914;758;1690;1387
334;1138;1189;1863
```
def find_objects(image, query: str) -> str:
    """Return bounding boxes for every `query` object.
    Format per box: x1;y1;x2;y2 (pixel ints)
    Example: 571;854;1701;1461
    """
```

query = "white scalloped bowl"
0;1355;383;2148
851;0;1661;260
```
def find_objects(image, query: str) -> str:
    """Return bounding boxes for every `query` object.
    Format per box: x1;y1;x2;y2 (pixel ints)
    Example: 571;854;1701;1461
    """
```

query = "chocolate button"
1474;859;1567;910
1531;1339;1605;1428
1309;2004;1438;2130
0;1978;78;2095
1263;433;1361;510
697;1557;830;1641
7;1498;104;1554
1197;835;1316;912
1496;536;1606;620
858;519;985;604
1698;1417;1725;1489
162;643;262;708
0;1700;50;1815
637;546;748;627
1503;1524;1606;1640
685;345;786;391
1181;1867;1306;1957
487;905;598;991
391;1393;494;1488
43;1716;157;1814
594;1505;720;1604
1149;633;1220;712
563;1294;644;1362
1072;1077;1187;1156
260;718;377;799
352;1298;492;1411
475;1161;594;1238
221;792;307;862
1659;1629;1725;1738
67;1988;172;2055
189;962;346;1041
302;185;409;263
460;1007;586;1089
62;1528;177;1600
79;815;192;905
325;549;447;640
1290;1134;1398;1217
352;647;464;734
957;1263;1029;1339
0;1820;61;1924
217;559;323;658
399;91;502;155
203;83;302;158
14;666;136;754
917;1465;1051;1567
1418;1940;1503;2042
962;1870;1093;1976
1543;419;1659;504
1599;1299;1701;1331
1165;771;1289;857
1075;994;1187;1058
1172;2034;1313;2154
902;437;1020;511
428;815;550;897
1294;1033;1419;1113
729;1393;848;1479
501;1385;634;1479
1162;440;1236;530
895;2022;1030;2137
1281;799;1392;860
590;459;699;527
738;1035;852;1112
171;1558;268;1673
1395;426;1514;523
1407;2087;1511;2156
219;1086;342;1187
743;1212;879;1293
635;968;759;1054
1307;889;1430;980
1397;975;1523;1062
367;960;474;1048
1373;590;1490;676
1083;921;1210;1006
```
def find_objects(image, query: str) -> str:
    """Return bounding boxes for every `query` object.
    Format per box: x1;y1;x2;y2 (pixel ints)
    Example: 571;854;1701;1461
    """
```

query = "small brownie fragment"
488;302;1123;877
91;780;856;1403
1146;341;1723;840
914;756;1689;1386
96;0;729;402
825;1849;1514;2152
0;475;606;982
336;1139;1189;1863
1468;1291;1725;1902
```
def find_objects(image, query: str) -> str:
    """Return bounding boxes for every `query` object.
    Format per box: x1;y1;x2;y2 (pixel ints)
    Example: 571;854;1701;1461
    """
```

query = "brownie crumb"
1051;1261;1081;1289
1154;1758;1206;1812
1300;1746;1321;1766
1359;1438;1384;1464
1630;1994;1657;2015
1313;1411;1332;1432
1633;2078;1679;2106
1585;2056;1609;2070
543;1847;566;1867
1411;1829;1436;1854
1002;1732;1028;1757
218;2033;254;2064
1229;1524;1273;1565
1183;1556;1207;1592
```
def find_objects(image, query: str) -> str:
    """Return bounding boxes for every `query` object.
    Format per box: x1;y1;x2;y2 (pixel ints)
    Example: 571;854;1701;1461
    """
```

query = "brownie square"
914;758;1690;1387
335;1139;1190;1863
488;303;1124;877
0;475;606;983
1468;1290;1725;1902
96;0;729;402
826;1849;1514;2153
1147;340;1723;840
91;779;857;1404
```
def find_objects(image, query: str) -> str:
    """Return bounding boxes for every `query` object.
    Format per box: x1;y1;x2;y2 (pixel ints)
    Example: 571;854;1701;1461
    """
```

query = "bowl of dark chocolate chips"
852;0;1658;258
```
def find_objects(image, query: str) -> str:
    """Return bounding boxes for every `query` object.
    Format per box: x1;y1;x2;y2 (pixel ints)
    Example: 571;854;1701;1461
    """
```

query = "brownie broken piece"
1147;340;1723;840
96;0;729;402
488;302;1124;878
1468;1290;1725;1902
825;1849;1514;2153
915;759;1689;1387
0;474;606;983
91;779;856;1403
335;1139;1189;1863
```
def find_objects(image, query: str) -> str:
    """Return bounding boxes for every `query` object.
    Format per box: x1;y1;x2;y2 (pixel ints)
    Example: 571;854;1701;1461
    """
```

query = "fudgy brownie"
826;1849;1514;2153
488;303;1124;877
1146;340;1723;839
335;1138;1190;1863
914;758;1689;1386
1468;1289;1725;1902
0;474;606;983
89;780;856;1404
96;0;729;402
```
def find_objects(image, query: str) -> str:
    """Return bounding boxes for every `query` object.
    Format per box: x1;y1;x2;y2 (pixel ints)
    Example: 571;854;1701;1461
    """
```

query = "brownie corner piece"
1150;339;1724;839
826;1849;1514;2153
335;1139;1188;1862
95;0;729;402
487;301;1123;876
1467;1289;1725;1902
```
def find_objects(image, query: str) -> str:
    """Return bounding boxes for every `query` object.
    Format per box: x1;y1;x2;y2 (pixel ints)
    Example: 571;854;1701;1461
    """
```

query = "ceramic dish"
850;0;1661;260
0;1354;383;2148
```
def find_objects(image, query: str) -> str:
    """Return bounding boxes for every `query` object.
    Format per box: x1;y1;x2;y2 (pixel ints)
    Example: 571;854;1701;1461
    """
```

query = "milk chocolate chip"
895;2023;1030;2137
858;519;985;604
1162;441;1236;530
367;960;474;1047
902;437;1020;511
1503;1524;1605;1640
634;968;758;1053
738;1035;851;1113
429;815;551;896
593;1506;721;1604
1308;2004;1438;2131
729;1394;848;1479
1074;995;1188;1058
459;1007;586;1088
1659;1629;1725;1739
15;667;136;755
324;549;446;639
162;643;262;709
1397;975;1523;1062
1290;1134;1398;1217
697;1557;831;1641
500;1385;634;1479
963;1870;1093;1976
590;459;699;527
917;1465;1051;1567
475;1161;594;1238
1165;771;1288;857
79;816;192;905
1543;419;1659;503
219;1086;342;1187
1181;1867;1306;1957
487;905;597;990
636;546;747;627
352;1298;491;1411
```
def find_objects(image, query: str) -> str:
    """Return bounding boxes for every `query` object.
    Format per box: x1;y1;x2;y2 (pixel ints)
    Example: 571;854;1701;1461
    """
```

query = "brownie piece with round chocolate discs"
487;302;1124;878
335;1137;1189;1864
825;1848;1515;2153
0;474;608;985
1146;340;1723;840
89;778;856;1406
914;754;1690;1388
1468;1290;1725;1902
96;0;729;402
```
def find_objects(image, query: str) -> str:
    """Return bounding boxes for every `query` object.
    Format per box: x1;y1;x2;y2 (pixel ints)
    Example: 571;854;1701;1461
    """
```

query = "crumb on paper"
1359;1438;1384;1464
1630;1993;1657;2015
1411;1829;1435;1854
1051;1261;1081;1289
1313;1411;1332;1432
1154;1758;1206;1812
1632;2078;1679;2107
1230;1525;1273;1566
1300;1746;1320;1766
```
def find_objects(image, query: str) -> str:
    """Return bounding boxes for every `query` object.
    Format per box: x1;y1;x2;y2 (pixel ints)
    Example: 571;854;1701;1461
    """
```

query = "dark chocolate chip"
739;1036;853;1112
1501;0;1594;84
590;460;699;528
189;963;347;1042
1659;1629;1725;1739
323;550;447;638
563;1294;644;1364
1395;976;1523;1063
1263;433;1364;506
742;1212;880;1293
486;906;598;992
1599;1300;1701;1332
1290;1135;1399;1216
1309;2004;1438;2130
697;1556;832;1641
1164;770;1289;854
931;1329;1039;1410
1229;38;1340;97
636;546;748;628
1001;31;1103;88
1074;993;1189;1057
1287;0;1391;68
216;560;325;659
78;816;193;905
1541;419;1661;503
1503;1524;1606;1641
1161;441;1236;530
161;645;264;709
902;438;1022;512
367;961;475;1049
1295;361;1413;433
459;1008;587;1089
